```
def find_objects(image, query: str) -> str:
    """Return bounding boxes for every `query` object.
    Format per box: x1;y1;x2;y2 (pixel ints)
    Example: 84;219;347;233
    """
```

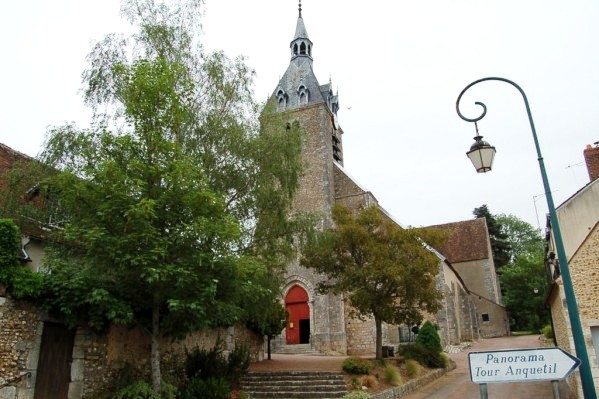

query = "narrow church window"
293;43;298;56
482;313;490;322
308;44;312;56
298;85;309;105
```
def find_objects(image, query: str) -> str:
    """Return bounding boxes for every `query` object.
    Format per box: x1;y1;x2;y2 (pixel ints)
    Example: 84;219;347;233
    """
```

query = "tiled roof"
427;218;490;263
0;143;32;173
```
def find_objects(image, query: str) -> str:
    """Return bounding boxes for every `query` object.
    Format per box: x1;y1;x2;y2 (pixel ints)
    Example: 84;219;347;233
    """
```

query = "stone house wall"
549;223;599;397
469;294;508;338
548;282;578;397
435;261;479;346
0;289;264;399
0;295;41;399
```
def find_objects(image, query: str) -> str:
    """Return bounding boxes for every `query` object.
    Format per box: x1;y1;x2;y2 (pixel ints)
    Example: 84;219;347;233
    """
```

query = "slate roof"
428;218;491;263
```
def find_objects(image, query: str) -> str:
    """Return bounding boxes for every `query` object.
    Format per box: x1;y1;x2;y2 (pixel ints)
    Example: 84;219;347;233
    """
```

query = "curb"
370;367;449;399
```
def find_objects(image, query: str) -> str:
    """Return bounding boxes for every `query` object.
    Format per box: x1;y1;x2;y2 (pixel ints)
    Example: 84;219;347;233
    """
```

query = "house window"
482;313;490;322
591;326;599;366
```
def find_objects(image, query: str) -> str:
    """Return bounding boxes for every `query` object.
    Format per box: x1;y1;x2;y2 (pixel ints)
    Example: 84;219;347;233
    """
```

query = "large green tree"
496;213;544;262
495;214;549;331
300;205;445;359
16;0;306;392
473;204;511;270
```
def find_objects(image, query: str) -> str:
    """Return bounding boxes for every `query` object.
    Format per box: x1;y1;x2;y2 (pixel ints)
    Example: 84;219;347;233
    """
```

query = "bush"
342;357;372;374
342;392;372;399
404;359;420;378
115;380;160;399
415;321;442;353
184;345;229;381
383;365;402;386
360;375;378;389
0;219;44;300
180;376;230;399
542;324;554;339
227;343;251;383
399;344;446;369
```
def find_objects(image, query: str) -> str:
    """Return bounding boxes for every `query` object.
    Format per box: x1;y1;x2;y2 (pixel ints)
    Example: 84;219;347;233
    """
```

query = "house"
428;218;509;339
270;3;505;355
545;143;599;396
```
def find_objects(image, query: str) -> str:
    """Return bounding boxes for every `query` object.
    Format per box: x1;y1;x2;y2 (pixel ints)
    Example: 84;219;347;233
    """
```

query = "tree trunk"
375;317;383;360
267;336;272;360
151;301;162;393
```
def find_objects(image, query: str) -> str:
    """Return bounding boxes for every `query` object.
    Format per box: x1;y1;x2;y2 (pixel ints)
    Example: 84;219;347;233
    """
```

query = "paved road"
403;335;575;399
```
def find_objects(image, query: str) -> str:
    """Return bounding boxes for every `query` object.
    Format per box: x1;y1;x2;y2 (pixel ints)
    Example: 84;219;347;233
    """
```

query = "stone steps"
275;344;320;355
240;371;348;399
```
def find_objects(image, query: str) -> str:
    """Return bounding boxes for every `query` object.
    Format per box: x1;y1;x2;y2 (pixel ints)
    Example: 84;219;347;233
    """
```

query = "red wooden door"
34;323;75;399
285;285;309;345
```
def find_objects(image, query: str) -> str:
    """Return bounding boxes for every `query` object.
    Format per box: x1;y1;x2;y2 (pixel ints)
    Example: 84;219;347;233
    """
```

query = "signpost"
469;347;580;398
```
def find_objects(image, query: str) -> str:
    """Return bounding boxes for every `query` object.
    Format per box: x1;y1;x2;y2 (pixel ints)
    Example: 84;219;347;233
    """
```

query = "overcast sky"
1;0;598;229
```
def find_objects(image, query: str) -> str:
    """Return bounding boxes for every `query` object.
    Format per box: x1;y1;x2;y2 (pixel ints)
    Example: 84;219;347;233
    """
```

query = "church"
270;2;508;355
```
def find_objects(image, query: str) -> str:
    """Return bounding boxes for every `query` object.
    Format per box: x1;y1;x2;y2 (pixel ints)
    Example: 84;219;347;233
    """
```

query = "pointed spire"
290;0;312;60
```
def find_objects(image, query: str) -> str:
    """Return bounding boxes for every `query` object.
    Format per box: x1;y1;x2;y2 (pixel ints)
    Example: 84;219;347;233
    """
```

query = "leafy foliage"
473;205;511;270
301;205;445;359
415;320;442;353
0;219;44;300
398;344;447;369
383;365;402;386
180;377;230;399
184;343;249;384
0;219;19;268
473;208;548;332
496;213;544;263
404;359;420;378
342;357;372;375
17;0;305;393
180;343;248;399
115;380;160;399
499;253;549;331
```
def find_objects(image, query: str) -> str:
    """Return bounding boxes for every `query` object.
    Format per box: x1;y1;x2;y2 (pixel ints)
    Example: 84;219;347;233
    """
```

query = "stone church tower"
272;2;349;355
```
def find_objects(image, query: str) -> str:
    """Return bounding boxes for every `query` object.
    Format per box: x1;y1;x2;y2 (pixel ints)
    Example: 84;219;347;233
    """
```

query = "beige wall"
555;180;599;261
547;181;599;396
452;259;499;303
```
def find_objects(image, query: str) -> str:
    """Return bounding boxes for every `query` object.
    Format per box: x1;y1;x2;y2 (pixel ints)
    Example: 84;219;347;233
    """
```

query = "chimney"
584;142;599;182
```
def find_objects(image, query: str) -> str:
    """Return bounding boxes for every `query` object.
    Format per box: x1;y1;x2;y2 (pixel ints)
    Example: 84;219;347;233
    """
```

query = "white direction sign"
469;347;580;383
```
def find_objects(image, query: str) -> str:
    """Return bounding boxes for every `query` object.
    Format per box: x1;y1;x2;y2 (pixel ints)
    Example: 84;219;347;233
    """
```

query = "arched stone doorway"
285;285;310;345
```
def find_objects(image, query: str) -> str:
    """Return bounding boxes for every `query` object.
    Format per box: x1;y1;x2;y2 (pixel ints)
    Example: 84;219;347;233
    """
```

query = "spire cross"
298;0;302;17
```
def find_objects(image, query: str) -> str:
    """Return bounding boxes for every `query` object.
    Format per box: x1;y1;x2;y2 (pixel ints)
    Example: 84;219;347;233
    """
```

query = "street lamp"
456;77;597;399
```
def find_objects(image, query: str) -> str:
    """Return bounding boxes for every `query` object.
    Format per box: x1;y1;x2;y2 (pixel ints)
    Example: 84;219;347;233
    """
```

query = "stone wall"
548;282;578;397
0;295;41;399
77;324;264;398
0;291;264;399
564;223;599;395
287;104;336;229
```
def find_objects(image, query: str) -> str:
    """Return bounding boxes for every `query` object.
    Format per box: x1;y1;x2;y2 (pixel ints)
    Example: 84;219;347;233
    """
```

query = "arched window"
297;85;309;106
300;42;307;55
293;43;298;56
277;89;287;110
